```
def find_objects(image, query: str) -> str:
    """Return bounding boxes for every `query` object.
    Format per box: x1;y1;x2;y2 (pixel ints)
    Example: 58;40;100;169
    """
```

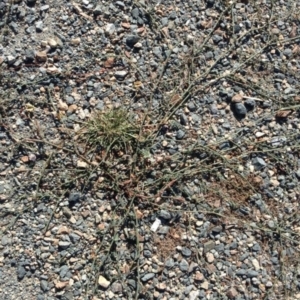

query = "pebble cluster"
0;0;299;299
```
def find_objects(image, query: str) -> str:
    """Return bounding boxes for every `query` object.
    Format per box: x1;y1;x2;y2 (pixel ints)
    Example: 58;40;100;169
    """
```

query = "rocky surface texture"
0;0;300;299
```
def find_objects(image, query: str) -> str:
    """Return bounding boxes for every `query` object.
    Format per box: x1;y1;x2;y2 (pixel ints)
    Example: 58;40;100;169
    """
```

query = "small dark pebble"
181;247;192;257
233;103;247;118
17;265;26;280
141;273;155;282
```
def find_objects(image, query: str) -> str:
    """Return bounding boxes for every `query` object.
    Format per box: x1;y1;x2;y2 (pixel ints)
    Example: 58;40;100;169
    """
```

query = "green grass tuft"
80;108;140;153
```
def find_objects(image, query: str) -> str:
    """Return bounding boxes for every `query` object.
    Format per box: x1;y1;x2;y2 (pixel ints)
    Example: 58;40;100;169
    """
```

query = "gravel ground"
0;0;300;299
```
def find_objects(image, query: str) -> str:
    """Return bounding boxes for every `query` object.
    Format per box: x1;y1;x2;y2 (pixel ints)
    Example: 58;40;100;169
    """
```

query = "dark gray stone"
184;285;194;295
180;114;188;125
212;35;222;43
252;243;261;252
246;270;259;278
68;192;81;204
236;269;246;276
252;157;267;170
59;265;69;278
245;20;251;29
69;233;81;243
94;5;102;16
141;273;155;282
17;265;26;280
211;226;222;234
159;210;172;220
233;103;247;118
244;98;256;110
181;247;192;257
179;259;189;272
131;8;140;19
126;35;140;47
144;250;152;258
187;102;196;112
233;24;241;33
40;280;48;292
165;258;175;268
176;129;185;140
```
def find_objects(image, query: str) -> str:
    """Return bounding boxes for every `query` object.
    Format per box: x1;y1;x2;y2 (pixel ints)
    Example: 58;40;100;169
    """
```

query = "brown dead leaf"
121;263;130;274
292;45;300;55
290;23;297;38
294;96;300;102
104;57;115;68
161;27;169;38
276;110;292;119
55;280;69;289
170;94;181;106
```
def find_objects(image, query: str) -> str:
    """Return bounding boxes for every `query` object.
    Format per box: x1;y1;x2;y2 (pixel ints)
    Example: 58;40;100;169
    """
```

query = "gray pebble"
233;103;247;118
35;21;43;32
176;129;186;140
252;157;267;170
126;35;140;48
157;226;170;234
58;241;70;250
115;70;128;78
180;114;188;125
68;192;81;204
17;266;26;280
144;250;152;258
181;247;192;257
246;270;259;278
179;259;189;272
105;23;115;35
40;5;49;11
111;282;123;293
203;241;215;253
236;269;246;276
131;8;140;19
59;265;69;278
165;258;175;268
252;243;261;252
244;98;256;110
94;5;102;16
69;233;81;243
187;102;196;112
159;210;172;220
40;280;48;292
184;285;194;295
141;273;155;282
1;235;11;246
210;104;218;114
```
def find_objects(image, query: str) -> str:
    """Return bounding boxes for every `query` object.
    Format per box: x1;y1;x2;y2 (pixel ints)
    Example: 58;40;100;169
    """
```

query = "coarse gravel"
0;0;300;300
